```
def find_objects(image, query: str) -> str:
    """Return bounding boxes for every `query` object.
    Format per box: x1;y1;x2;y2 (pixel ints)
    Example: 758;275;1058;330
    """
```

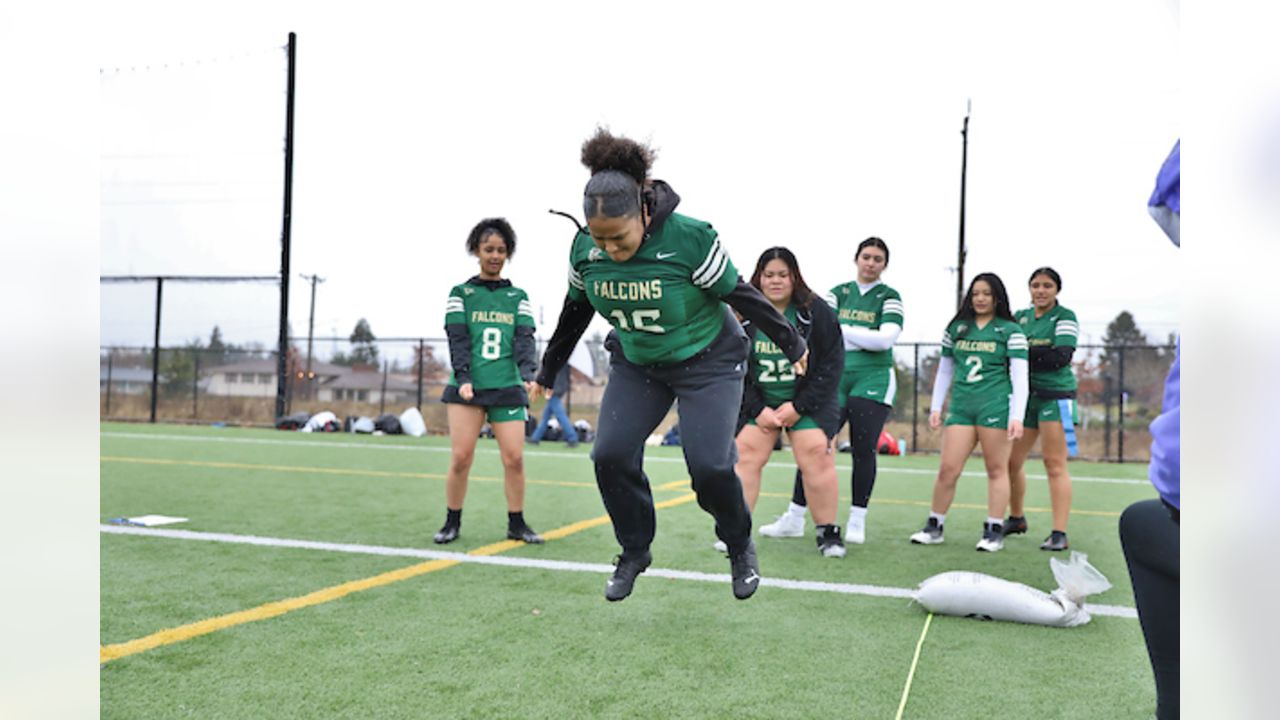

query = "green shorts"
746;414;821;431
841;367;896;407
1024;396;1079;430
944;394;1009;429
486;405;527;423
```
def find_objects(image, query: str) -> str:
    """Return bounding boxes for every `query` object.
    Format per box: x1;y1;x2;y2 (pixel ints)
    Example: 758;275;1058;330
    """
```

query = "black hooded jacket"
737;296;844;438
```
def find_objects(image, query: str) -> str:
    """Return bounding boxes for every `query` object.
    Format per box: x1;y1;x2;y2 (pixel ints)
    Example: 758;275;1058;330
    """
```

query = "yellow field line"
100;492;700;664
100;455;597;490
754;490;1122;518
895;612;934;720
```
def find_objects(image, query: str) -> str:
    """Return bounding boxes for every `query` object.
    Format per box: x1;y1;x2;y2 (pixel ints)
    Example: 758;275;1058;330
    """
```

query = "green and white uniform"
826;281;904;406
1016;304;1080;428
443;279;536;422
940;318;1029;428
746;304;819;431
566;213;739;365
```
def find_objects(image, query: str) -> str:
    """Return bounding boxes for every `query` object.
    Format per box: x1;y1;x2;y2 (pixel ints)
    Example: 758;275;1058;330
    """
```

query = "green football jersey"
940;317;1028;404
750;304;800;406
444;282;535;390
566;213;739;365
826;280;903;373
1015;304;1079;393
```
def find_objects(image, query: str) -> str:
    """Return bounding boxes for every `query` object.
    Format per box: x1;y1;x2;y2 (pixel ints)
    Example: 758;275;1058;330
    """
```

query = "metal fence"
101;340;1176;463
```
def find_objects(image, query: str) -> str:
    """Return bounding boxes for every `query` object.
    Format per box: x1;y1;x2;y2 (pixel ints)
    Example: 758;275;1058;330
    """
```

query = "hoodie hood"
643;179;680;239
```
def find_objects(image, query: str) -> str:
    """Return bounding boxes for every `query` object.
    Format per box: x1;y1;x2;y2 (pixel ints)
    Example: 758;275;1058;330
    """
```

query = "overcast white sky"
98;0;1181;365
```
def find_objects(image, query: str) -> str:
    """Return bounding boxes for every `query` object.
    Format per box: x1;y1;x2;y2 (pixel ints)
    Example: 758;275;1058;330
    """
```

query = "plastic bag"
399;407;426;437
915;552;1110;628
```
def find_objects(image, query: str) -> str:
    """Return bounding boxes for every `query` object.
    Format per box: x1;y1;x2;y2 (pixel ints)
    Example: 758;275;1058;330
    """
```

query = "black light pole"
275;31;298;420
956;100;970;311
150;277;163;423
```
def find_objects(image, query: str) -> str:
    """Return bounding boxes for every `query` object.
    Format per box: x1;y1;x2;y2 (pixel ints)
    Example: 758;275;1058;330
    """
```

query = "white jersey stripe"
698;251;729;288
692;240;724;283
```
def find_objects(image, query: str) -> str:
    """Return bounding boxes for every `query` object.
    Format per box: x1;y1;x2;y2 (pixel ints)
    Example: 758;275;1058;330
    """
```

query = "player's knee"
501;451;524;473
449;450;475;472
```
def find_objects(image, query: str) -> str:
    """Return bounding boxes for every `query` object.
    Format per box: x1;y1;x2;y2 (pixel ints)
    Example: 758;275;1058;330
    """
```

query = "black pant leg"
591;356;675;559
667;327;753;552
847;397;891;508
1120;498;1180;720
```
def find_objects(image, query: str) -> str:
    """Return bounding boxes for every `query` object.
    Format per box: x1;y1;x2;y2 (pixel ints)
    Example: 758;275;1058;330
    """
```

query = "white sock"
786;502;808;518
987;516;1003;528
848;505;868;522
929;512;946;525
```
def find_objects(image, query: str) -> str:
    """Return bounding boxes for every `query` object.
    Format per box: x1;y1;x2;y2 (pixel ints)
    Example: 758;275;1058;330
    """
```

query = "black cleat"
1004;515;1028;535
433;525;460;544
605;552;651;602
507;525;545;544
729;540;762;600
1040;530;1069;551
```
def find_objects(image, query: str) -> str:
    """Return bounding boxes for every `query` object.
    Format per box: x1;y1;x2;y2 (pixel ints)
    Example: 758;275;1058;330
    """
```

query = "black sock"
508;511;526;530
1009;514;1025;522
815;523;837;539
445;508;462;527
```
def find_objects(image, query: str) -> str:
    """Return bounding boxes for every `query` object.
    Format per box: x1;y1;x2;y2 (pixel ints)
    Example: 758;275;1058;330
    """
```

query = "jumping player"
535;128;808;602
910;272;1028;552
435;218;544;546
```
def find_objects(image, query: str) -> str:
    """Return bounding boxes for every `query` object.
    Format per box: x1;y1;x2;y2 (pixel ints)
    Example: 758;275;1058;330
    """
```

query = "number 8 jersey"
940;318;1029;404
445;279;536;391
566;213;740;366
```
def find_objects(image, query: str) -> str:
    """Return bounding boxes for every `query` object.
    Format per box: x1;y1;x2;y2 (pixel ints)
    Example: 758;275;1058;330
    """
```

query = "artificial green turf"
101;422;1159;719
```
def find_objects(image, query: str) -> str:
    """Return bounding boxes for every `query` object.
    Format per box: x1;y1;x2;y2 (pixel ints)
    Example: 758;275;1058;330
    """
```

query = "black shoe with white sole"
1040;530;1069;551
1003;515;1028;535
433;524;460;544
729;540;762;600
507;525;545;544
605;552;652;602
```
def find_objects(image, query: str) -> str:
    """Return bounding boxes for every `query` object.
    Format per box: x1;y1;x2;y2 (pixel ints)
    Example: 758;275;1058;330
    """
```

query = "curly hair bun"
580;127;654;184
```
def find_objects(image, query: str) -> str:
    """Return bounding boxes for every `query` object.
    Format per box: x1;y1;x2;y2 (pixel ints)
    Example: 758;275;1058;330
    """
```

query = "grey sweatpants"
591;316;752;559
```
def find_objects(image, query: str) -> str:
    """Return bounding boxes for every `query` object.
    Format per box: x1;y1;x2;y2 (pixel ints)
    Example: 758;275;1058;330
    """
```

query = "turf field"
101;422;1158;719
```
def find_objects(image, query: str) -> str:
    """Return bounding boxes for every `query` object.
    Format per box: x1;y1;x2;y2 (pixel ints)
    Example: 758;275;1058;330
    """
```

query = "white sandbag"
915;552;1110;628
352;416;376;434
399;407;427;437
302;411;338;433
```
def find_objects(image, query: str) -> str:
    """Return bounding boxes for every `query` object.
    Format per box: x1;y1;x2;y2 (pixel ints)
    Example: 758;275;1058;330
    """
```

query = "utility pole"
956;99;971;311
275;31;298;420
300;273;325;398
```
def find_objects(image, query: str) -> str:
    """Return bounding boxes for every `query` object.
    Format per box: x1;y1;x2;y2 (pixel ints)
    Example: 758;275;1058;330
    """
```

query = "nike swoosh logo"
986;417;1000;423
656;251;677;259
508;408;520;414
744;572;760;585
507;292;518;296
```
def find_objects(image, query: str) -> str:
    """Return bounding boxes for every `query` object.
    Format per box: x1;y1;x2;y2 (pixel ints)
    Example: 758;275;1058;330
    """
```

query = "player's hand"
524;381;543;399
1007;419;1024;441
928;410;942;430
774;401;801;427
459;383;474;401
756;407;782;430
791;350;810;376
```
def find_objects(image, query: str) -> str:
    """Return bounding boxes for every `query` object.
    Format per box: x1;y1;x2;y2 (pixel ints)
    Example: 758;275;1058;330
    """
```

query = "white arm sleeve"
841;322;903;352
930;356;954;413
1008;357;1029;424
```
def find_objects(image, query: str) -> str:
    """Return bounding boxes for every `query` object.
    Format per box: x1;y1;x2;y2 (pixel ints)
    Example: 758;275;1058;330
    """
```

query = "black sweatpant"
591;318;752;559
1120;498;1179;720
791;397;891;509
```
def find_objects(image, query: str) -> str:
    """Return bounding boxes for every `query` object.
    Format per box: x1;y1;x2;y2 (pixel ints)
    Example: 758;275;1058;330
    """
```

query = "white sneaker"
844;515;866;544
712;539;728;553
909;517;944;545
760;512;805;538
975;522;1004;552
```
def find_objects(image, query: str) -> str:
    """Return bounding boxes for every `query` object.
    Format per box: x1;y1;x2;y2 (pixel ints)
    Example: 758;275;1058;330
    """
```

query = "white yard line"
100;430;1148;485
100;524;1137;619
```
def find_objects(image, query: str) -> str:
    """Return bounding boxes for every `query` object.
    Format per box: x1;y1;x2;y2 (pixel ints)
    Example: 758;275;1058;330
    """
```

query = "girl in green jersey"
536;129;808;602
734;247;845;558
1005;267;1079;551
436;218;543;546
910;273;1028;552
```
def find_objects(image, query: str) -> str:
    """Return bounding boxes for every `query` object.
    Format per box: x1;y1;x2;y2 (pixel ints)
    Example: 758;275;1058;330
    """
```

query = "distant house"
206;359;347;398
316;367;419;405
100;365;159;395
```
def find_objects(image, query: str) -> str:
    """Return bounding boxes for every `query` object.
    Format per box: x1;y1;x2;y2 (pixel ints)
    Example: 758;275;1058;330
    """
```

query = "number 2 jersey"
444;276;537;404
940;317;1028;404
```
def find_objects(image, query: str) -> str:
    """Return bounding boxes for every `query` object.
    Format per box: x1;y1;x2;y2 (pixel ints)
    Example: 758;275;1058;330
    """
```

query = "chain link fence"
101;340;1175;463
